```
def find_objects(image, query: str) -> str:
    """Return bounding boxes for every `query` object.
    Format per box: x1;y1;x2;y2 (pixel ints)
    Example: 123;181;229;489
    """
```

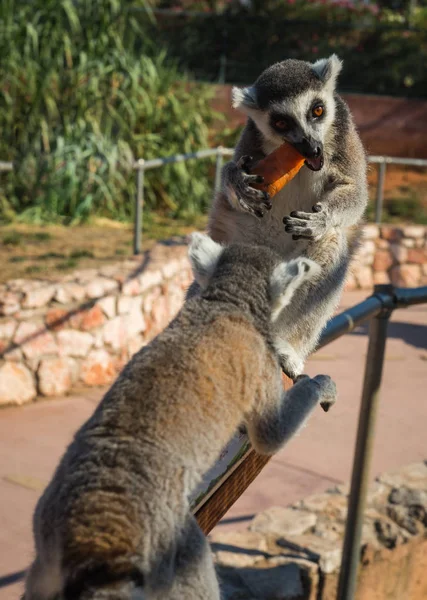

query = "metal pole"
337;285;392;600
214;147;224;194
134;159;145;255
375;162;386;224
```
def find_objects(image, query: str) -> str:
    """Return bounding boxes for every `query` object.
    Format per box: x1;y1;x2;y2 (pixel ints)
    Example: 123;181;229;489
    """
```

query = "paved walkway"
0;291;426;599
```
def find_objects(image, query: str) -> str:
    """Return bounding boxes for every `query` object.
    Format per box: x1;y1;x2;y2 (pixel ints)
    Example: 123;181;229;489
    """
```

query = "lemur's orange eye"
275;120;289;130
312;105;324;118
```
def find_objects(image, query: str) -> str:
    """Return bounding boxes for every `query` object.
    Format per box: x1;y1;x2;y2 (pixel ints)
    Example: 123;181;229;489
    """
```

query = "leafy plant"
0;0;217;223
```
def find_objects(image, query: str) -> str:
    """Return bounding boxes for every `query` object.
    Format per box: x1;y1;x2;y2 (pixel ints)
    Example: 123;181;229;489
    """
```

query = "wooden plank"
195;373;293;534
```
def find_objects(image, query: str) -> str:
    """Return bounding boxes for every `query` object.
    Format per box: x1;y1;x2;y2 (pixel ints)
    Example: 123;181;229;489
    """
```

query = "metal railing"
2;149;427;252
318;284;427;600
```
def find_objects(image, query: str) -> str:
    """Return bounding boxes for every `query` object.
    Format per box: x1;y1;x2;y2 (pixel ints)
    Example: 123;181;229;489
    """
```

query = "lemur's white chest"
231;167;326;257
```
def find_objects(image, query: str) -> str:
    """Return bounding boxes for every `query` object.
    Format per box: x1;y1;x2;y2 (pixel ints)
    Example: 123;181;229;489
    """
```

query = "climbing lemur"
23;234;337;600
205;55;368;379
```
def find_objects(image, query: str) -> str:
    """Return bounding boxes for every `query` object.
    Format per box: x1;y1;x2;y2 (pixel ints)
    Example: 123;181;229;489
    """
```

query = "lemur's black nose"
305;138;323;159
313;145;322;158
294;137;323;160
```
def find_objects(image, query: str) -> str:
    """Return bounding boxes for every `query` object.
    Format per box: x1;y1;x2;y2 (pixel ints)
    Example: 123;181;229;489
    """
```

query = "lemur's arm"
322;171;368;228
246;374;337;455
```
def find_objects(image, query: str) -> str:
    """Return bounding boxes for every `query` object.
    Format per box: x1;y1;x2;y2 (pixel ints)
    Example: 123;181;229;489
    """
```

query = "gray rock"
250;506;317;538
378;462;427;491
300;493;348;521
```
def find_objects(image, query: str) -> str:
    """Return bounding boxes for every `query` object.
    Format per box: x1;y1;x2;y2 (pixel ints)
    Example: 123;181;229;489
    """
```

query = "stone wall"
346;224;427;291
0;240;193;407
212;461;427;600
0;225;426;406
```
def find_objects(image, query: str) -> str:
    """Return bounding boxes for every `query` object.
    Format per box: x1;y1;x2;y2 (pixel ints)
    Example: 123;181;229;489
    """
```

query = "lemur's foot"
227;156;272;219
312;374;337;412
283;203;329;241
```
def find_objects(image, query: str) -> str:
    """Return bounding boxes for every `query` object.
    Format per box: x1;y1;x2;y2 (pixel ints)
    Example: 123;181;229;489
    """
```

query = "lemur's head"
188;233;320;322
231;55;343;172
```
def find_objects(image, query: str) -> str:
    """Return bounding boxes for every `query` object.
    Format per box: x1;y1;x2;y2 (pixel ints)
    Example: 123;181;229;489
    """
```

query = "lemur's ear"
231;86;258;110
270;258;321;322
188;233;224;290
311;54;342;89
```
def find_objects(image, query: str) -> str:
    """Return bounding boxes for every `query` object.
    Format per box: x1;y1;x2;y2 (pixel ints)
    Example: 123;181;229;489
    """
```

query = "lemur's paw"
283;203;328;241
227;156;272;218
312;374;337;412
279;354;304;382
238;423;248;436
295;374;310;383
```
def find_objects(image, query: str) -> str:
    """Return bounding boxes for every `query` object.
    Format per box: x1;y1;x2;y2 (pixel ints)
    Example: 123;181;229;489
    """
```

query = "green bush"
366;194;427;224
0;0;218;223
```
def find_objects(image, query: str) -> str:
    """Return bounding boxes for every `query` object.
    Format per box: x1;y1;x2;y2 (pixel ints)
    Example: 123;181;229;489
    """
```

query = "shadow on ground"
350;321;427;351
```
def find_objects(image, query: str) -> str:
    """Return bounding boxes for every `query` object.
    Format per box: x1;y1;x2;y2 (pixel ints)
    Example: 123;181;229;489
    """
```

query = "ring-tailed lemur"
23;234;337;600
206;55;368;379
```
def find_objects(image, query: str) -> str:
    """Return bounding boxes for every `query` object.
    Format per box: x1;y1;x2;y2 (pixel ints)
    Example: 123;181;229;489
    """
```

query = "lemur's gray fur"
199;55;368;379
24;234;337;600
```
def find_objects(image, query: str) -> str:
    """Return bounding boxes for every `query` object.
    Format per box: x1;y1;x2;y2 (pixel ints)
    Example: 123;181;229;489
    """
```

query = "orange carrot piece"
251;143;305;197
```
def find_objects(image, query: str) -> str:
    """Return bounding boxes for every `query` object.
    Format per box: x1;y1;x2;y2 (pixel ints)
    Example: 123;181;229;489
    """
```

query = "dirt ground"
0;214;207;284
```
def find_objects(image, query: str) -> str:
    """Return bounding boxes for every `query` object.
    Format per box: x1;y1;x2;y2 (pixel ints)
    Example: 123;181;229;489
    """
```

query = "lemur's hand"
312;374;337;412
283;203;329;241
294;374;337;413
225;156;272;219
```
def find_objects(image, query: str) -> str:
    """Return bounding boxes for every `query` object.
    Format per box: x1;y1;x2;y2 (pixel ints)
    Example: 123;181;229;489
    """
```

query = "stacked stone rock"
211;462;427;600
1;226;426;407
0;242;193;406
346;224;427;291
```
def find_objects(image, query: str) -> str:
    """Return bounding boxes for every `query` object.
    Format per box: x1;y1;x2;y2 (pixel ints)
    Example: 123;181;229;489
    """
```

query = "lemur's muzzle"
292;137;324;172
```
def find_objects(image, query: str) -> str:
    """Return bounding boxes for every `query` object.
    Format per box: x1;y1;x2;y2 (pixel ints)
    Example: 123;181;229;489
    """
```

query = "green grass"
3;231;22;245
25;265;43;274
3;229;55;246
56;258;79;270
9;256;27;263
70;249;95;259
32;232;52;241
39;252;66;260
